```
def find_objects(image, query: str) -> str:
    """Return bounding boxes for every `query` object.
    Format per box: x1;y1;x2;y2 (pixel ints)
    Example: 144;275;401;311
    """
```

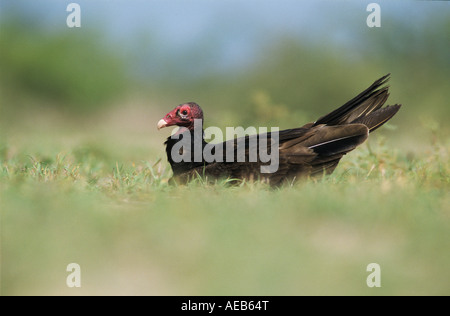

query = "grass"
1;121;449;296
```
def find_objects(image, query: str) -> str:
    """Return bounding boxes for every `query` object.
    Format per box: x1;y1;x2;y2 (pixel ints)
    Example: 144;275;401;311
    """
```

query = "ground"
0;105;449;295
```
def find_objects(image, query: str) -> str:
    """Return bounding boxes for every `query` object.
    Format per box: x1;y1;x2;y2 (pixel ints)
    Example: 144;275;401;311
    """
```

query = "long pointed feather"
351;104;401;132
314;74;390;126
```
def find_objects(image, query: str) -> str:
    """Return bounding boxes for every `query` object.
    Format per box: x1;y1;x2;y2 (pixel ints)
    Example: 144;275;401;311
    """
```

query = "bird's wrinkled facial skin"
157;102;203;130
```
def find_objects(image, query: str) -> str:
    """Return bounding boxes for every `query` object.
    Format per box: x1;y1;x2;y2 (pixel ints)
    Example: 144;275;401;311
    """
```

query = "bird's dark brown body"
158;74;401;185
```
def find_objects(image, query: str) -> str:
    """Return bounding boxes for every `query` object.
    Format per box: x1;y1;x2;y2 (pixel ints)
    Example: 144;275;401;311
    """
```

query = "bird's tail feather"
313;74;397;129
351;104;401;133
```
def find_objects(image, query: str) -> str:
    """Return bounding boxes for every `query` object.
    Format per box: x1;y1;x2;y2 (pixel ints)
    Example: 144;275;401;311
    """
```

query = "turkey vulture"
157;74;401;185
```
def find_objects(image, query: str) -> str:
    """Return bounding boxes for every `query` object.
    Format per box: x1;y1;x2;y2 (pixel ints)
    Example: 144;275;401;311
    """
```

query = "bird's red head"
157;102;204;131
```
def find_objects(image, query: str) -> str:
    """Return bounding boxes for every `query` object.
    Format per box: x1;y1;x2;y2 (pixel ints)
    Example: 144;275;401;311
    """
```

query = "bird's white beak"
157;119;168;130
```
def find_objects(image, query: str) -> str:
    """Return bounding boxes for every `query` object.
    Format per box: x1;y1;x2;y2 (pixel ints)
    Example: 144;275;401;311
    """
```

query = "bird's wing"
173;124;368;186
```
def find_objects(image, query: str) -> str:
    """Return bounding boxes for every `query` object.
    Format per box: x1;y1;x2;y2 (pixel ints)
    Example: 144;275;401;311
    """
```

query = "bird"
157;74;401;186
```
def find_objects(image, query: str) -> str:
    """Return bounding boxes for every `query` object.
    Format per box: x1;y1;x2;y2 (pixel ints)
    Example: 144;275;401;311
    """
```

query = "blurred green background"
0;0;449;295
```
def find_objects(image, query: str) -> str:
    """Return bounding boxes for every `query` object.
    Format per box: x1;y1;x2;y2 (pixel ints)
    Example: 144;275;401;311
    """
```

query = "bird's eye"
182;110;188;115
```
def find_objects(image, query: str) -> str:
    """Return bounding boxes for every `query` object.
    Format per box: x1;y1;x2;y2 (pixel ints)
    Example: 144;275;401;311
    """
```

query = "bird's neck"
164;128;207;176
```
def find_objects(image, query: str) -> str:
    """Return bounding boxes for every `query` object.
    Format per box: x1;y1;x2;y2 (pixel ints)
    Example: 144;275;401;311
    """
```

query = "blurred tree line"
0;12;449;134
0;19;128;115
